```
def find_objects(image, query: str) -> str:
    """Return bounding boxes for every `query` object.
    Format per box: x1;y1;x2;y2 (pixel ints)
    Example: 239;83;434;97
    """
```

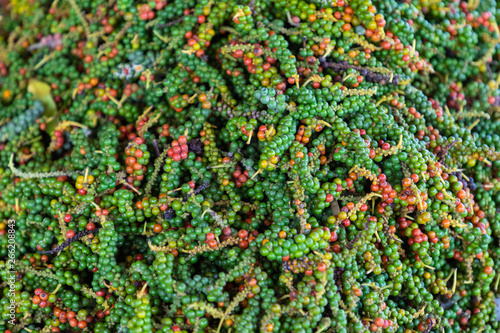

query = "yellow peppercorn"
416;211;431;224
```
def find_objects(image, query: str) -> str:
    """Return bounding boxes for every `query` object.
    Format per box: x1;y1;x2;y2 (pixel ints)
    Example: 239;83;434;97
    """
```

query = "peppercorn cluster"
1;0;500;332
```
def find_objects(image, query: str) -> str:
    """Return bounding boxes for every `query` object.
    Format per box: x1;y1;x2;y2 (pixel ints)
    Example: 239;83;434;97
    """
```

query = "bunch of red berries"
167;135;188;161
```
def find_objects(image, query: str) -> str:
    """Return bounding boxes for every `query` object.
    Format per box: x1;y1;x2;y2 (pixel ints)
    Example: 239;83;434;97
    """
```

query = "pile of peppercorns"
1;0;500;332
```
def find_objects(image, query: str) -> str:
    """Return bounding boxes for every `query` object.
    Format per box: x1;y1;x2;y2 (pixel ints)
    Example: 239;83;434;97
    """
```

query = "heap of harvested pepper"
1;0;500;332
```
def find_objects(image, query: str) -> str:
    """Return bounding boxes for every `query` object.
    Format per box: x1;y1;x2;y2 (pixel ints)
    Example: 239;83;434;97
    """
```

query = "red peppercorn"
238;230;248;239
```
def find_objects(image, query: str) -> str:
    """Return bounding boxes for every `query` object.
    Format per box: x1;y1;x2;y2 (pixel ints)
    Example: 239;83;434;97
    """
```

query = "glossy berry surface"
1;0;500;333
